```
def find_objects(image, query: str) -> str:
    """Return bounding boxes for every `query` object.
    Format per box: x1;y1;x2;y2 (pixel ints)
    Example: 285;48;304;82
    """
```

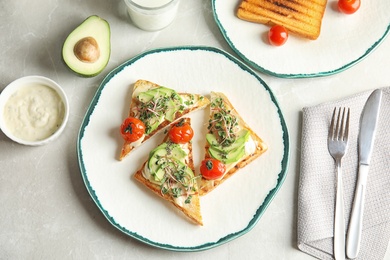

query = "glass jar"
124;0;180;31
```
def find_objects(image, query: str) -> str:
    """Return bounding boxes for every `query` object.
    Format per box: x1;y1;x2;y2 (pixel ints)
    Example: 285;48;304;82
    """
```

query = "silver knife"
346;89;382;259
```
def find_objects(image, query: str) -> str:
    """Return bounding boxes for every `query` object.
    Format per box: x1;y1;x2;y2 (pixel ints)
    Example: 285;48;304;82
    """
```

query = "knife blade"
346;89;382;259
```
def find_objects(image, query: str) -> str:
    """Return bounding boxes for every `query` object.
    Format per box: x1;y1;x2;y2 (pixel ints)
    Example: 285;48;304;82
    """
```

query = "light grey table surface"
1;1;389;259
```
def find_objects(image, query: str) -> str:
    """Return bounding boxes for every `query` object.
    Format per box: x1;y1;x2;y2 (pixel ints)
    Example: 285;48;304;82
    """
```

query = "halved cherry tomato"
120;117;146;142
200;159;226;180
168;119;194;144
338;0;360;14
268;25;288;46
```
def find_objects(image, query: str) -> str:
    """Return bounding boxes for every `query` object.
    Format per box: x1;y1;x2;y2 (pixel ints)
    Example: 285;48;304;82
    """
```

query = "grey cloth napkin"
297;87;390;260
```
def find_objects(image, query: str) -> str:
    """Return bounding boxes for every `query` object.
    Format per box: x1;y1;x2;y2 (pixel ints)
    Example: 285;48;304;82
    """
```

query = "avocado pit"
74;36;100;63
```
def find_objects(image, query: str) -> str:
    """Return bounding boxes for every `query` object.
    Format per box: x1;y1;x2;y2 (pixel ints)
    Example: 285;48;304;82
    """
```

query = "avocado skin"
62;15;111;77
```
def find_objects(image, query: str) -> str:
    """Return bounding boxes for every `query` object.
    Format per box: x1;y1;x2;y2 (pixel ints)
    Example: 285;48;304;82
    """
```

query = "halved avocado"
62;15;110;77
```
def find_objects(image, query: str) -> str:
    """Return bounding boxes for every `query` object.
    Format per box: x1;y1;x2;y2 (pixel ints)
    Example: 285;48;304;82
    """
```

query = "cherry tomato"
120;117;146;142
268;25;288;46
200;159;226;180
338;0;360;14
168;120;194;144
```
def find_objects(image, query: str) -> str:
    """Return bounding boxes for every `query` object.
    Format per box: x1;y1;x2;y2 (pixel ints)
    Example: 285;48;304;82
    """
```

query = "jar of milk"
124;0;180;31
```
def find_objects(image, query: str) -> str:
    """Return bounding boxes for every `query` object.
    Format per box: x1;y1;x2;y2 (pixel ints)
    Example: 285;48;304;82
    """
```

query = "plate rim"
211;0;390;79
77;45;290;251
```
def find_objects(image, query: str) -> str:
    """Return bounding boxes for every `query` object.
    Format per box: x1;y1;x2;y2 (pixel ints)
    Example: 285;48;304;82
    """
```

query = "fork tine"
335;108;342;140
338;108;346;141
329;107;336;140
345;108;350;141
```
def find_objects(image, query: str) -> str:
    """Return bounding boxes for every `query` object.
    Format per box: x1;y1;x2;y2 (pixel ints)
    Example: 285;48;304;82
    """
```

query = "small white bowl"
0;76;69;146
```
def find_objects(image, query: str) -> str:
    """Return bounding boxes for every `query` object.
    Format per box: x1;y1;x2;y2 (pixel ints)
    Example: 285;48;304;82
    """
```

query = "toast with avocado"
199;92;267;195
119;80;209;161
133;118;203;225
237;0;327;40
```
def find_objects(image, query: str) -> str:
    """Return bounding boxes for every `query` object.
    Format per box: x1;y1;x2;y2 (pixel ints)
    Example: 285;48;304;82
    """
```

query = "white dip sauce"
3;84;65;141
125;0;179;31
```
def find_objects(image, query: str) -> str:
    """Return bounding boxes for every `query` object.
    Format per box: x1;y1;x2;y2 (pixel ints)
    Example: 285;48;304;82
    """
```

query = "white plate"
212;0;390;78
77;46;289;251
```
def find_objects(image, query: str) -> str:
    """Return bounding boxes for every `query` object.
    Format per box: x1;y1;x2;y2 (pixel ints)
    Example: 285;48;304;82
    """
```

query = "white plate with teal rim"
77;46;289;251
212;0;390;78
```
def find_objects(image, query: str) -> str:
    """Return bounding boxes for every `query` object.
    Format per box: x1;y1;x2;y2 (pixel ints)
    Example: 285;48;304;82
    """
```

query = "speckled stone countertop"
1;0;389;259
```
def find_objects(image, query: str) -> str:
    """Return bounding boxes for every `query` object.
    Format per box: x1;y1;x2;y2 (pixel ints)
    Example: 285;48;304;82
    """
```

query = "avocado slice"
206;129;250;153
62;15;111;77
148;142;187;172
146;86;175;97
153;159;194;184
138;86;183;123
209;145;246;164
165;99;178;121
137;87;176;103
137;92;155;103
207;129;249;164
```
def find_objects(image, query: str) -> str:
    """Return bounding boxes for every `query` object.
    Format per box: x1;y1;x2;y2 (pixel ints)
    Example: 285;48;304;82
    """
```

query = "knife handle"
346;164;369;259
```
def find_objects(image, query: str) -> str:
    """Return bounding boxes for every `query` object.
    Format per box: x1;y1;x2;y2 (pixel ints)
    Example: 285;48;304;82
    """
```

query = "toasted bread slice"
237;0;327;40
119;80;209;161
199;92;267;195
133;118;203;225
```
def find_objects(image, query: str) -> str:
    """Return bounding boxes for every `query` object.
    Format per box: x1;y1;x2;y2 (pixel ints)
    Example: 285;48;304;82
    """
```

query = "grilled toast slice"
198;92;267;195
119;80;209;161
237;0;327;40
133;118;203;225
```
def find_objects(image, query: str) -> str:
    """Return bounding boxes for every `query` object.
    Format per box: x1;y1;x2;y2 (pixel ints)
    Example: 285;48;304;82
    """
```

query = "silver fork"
328;107;350;260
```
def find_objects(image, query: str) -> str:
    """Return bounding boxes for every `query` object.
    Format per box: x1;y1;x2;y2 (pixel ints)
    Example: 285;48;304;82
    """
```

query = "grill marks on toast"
237;0;327;40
